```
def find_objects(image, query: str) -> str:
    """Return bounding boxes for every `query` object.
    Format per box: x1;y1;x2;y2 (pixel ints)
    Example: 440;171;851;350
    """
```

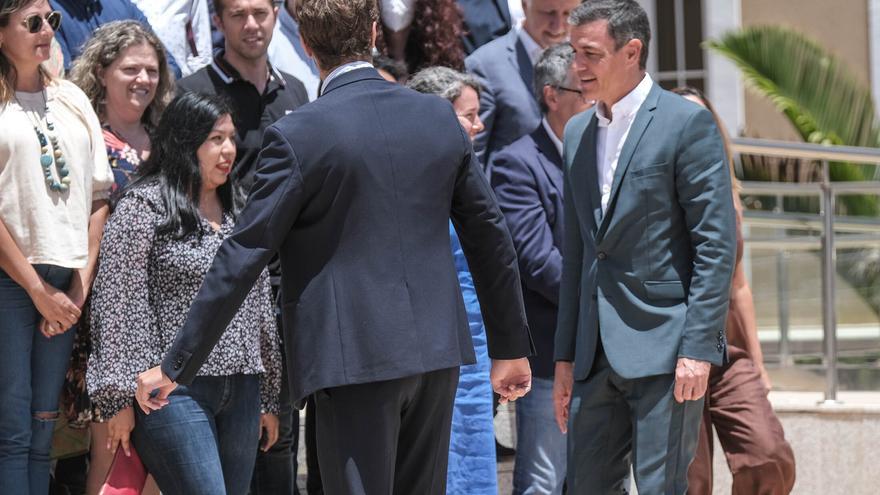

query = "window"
654;0;706;91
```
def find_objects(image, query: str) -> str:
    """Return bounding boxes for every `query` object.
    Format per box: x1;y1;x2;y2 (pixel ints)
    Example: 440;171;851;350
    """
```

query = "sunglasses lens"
25;15;41;33
47;12;61;31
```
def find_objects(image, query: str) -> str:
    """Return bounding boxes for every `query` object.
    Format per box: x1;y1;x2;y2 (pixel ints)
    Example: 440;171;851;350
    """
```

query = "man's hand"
135;366;177;414
490;358;531;404
553;361;573;434
674;357;711;403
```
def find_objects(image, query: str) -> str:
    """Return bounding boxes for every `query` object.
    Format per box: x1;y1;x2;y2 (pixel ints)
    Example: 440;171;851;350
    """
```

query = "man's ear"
371;21;378;51
542;84;558;113
212;14;225;36
625;39;642;68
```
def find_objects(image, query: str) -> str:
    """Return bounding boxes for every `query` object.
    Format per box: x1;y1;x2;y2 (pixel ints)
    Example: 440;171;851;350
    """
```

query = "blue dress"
446;223;497;494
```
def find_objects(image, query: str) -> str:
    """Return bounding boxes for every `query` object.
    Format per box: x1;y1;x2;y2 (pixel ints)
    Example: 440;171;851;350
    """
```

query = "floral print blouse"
87;182;282;421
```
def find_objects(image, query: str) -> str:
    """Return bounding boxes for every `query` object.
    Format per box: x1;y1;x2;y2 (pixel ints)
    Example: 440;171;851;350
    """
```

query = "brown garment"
687;345;796;494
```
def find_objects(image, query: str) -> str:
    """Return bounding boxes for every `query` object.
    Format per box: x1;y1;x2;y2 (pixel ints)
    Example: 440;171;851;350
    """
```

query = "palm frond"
706;26;878;215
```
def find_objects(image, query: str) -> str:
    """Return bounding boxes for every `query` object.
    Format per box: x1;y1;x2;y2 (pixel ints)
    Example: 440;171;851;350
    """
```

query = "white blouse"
0;79;114;269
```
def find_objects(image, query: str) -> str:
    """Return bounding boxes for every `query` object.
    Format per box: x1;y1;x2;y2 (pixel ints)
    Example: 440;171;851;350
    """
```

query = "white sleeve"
379;0;418;32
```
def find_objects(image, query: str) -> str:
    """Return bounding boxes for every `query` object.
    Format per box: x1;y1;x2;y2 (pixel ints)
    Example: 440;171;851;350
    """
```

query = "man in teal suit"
551;1;737;493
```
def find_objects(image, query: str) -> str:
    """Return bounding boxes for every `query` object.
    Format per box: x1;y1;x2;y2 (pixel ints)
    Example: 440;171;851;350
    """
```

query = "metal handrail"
743;211;880;234
730;138;880;405
733;137;880;165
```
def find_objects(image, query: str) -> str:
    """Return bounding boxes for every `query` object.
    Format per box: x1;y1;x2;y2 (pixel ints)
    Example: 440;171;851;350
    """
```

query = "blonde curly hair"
69;20;175;126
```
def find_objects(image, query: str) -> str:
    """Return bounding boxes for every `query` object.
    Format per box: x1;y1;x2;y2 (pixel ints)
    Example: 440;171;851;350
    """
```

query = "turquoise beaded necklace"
14;88;70;193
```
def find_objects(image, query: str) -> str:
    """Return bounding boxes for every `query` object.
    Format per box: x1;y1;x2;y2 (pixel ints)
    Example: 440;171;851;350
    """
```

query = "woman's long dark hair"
130;91;238;240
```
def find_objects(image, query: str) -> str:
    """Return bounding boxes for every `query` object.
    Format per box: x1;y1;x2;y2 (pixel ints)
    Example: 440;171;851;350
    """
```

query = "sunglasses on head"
21;11;62;34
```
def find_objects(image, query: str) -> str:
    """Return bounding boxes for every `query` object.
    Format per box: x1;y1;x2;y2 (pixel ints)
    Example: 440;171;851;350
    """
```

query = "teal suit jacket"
554;83;737;381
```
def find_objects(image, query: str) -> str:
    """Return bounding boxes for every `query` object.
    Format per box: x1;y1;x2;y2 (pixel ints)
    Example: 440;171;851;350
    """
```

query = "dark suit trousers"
313;367;460;495
568;344;703;494
687;346;795;495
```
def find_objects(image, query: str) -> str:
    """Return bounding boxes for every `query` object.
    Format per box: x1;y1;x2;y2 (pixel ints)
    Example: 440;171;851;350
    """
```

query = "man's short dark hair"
534;43;575;114
212;0;278;18
569;0;651;70
296;0;378;70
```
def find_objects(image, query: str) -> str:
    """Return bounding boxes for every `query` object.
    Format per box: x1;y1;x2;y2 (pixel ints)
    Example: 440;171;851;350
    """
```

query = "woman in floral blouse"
88;92;282;495
67;21;175;493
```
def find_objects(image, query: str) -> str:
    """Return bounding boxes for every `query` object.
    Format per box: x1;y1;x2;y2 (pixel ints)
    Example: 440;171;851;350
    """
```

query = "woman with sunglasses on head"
87;92;282;495
0;1;114;493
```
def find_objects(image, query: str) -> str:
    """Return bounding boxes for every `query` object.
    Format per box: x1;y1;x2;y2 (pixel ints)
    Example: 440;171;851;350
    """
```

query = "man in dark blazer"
134;0;533;493
465;0;581;168
456;0;512;54
552;1;737;493
491;43;590;494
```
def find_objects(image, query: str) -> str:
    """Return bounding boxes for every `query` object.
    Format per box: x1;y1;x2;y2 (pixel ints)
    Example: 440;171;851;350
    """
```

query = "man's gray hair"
406;66;482;103
569;0;651;69
534;43;576;114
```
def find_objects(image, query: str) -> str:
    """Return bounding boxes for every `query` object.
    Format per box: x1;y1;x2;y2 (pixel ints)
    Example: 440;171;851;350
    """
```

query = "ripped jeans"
0;265;75;495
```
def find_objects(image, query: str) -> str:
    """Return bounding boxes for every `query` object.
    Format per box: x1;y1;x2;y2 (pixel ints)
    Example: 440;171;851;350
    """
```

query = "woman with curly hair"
70;20;175;197
378;0;465;74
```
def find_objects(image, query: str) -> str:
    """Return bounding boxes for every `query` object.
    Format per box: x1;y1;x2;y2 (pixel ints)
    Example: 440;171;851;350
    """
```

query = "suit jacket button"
597;251;607;260
173;362;182;370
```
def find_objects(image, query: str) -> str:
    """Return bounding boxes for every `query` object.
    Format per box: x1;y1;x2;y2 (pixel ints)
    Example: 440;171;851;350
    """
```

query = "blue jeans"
0;265;75;495
133;374;261;495
513;376;567;495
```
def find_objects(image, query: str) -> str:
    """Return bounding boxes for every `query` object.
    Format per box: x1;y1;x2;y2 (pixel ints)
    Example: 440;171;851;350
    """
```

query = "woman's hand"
107;407;136;457
28;280;80;335
259;413;279;452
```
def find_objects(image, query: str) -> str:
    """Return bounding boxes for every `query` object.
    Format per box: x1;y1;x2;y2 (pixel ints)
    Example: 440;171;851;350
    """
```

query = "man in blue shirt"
50;0;182;78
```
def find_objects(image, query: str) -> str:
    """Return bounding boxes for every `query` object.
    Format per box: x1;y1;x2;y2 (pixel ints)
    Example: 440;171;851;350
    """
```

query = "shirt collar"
319;61;374;96
542;118;563;158
517;25;544;67
210;49;286;89
595;73;653;128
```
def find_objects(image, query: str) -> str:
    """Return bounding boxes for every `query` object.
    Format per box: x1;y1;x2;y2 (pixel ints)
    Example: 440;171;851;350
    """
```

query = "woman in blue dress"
408;66;496;495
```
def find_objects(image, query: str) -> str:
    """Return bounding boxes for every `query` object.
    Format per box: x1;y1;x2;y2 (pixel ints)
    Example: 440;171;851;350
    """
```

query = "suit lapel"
571;115;602;231
596;85;661;241
531;126;563;195
512;37;534;92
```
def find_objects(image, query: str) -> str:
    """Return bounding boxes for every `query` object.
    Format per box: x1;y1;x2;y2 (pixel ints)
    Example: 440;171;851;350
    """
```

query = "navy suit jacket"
490;125;564;378
465;29;541;168
160;67;534;405
457;0;512;54
555;83;737;381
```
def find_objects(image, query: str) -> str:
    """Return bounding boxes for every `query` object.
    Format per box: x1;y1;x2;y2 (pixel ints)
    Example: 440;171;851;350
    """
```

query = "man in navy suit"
134;0;534;493
465;0;581;167
456;0;512;54
552;1;736;493
491;43;590;495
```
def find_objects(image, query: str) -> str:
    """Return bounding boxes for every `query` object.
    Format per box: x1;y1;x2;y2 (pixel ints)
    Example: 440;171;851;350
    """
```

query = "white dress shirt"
131;0;212;77
517;25;543;67
542;118;563;158
595;73;654;213
319;61;375;96
268;7;320;101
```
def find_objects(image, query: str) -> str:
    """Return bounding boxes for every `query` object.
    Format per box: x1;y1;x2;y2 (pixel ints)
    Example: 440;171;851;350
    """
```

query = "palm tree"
707;25;880;314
